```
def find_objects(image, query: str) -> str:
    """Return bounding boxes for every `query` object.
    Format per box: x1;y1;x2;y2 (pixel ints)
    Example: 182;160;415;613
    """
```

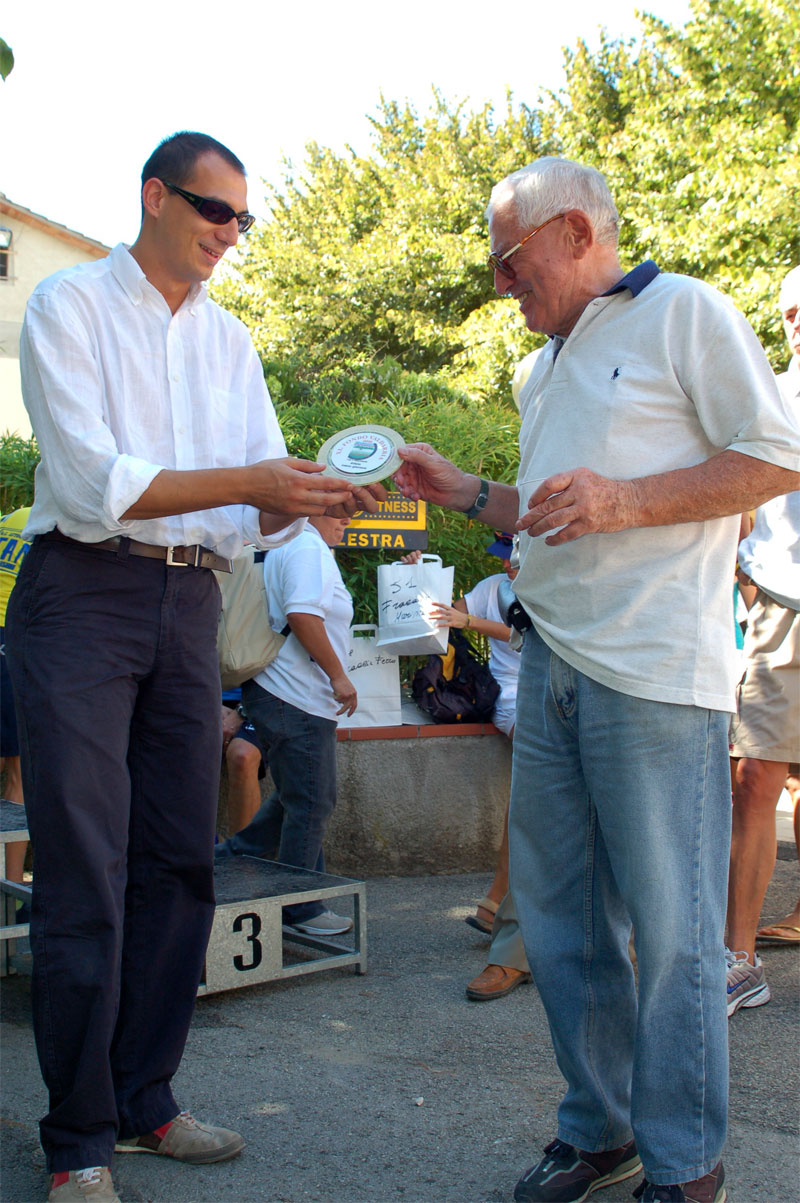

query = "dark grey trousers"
6;534;222;1171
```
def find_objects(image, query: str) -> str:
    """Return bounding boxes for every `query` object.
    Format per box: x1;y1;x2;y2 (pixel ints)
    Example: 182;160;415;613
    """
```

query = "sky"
2;0;692;250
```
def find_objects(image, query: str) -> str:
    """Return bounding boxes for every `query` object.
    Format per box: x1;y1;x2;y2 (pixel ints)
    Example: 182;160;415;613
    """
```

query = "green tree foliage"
0;38;13;80
213;93;552;402
551;0;800;366
0;433;38;512
216;0;798;388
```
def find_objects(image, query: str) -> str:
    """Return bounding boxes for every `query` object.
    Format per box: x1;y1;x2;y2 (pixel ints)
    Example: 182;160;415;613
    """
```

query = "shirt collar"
550;260;661;359
603;259;660;297
108;243;148;304
108;243;209;310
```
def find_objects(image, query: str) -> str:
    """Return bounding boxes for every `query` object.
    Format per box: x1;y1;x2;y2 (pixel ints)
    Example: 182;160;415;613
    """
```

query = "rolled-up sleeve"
21;296;164;530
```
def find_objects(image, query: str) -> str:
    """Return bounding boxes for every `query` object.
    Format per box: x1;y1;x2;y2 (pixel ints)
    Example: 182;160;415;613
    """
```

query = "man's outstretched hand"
393;444;475;510
326;479;389;519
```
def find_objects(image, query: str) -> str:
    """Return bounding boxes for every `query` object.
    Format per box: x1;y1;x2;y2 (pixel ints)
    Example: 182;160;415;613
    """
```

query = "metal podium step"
0;797;31;978
199;856;367;996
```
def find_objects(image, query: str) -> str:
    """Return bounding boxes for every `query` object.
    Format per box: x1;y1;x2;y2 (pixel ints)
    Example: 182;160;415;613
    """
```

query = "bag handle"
387;554;442;568
350;624;378;637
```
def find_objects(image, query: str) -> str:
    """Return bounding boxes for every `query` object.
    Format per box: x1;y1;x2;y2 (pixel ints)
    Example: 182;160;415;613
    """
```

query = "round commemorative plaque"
316;424;404;485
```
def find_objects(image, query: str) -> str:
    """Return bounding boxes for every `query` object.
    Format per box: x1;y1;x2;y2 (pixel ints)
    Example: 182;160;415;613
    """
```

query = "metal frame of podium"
0;798;31;977
0;805;367;993
199;856;367;996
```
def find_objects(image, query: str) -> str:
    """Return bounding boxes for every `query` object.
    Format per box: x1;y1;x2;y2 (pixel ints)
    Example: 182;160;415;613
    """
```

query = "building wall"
0;211;108;438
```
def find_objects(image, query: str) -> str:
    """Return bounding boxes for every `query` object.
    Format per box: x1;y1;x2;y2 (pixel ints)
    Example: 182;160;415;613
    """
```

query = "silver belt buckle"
165;545;199;568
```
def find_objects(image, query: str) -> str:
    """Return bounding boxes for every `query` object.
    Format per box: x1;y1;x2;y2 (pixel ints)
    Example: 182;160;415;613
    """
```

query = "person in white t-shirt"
215;515;357;936
726;264;800;1011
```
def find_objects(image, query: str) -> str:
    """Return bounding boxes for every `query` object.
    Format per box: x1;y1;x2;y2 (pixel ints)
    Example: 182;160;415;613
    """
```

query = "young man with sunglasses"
394;158;800;1203
6;131;378;1203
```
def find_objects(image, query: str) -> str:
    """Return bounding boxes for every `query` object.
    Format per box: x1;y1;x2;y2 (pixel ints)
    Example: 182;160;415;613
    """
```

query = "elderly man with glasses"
6;131;379;1203
394;157;800;1203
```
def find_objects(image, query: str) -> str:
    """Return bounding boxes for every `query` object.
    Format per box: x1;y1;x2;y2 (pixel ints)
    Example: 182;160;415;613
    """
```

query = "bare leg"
1;755;27;883
757;776;800;937
224;736;264;835
485;801;510;905
473;726;514;927
727;756;789;961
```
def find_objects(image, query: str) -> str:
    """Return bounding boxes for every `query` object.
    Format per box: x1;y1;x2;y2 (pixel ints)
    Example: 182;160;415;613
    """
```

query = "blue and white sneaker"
725;947;771;1016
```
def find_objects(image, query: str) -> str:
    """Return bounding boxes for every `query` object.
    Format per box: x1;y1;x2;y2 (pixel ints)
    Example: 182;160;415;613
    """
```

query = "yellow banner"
339;493;427;551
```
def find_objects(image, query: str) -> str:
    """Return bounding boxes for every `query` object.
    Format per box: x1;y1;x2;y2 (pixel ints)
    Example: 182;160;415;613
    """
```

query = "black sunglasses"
163;182;255;234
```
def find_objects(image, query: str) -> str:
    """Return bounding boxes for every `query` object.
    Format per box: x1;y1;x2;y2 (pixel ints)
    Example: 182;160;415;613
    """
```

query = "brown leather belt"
48;529;233;573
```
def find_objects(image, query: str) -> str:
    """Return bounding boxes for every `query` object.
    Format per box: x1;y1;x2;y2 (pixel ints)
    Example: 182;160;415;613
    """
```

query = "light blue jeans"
509;627;730;1185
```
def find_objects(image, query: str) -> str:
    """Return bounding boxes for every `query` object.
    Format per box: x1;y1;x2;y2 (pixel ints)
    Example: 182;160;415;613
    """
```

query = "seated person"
220;691;265;836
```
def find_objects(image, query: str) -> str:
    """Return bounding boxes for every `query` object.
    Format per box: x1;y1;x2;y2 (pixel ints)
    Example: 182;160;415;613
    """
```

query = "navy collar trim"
603;259;660;298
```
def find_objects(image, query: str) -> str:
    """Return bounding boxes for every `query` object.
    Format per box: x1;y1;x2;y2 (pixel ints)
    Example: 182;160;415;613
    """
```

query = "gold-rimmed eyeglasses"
487;213;566;279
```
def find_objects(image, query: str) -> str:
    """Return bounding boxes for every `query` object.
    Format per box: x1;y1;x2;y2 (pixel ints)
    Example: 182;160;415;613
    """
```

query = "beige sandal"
465;895;499;935
756;921;800;945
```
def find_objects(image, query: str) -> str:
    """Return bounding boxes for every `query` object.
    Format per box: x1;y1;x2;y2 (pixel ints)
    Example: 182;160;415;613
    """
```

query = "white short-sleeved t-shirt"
254;526;354;720
737;361;800;611
514;269;800;712
464;573;520;735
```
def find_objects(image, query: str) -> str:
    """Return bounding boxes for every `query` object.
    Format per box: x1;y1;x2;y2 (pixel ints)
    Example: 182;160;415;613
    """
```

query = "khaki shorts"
730;588;800;762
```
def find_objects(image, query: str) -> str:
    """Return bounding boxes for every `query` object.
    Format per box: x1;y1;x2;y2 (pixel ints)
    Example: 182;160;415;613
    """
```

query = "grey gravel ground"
1;857;798;1203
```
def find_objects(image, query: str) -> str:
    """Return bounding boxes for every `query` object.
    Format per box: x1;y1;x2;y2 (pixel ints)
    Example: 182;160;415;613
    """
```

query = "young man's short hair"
141;131;246;192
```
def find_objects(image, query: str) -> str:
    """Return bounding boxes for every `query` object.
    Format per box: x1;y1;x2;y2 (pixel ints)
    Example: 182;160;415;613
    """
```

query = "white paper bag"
337;625;402;729
375;554;455;656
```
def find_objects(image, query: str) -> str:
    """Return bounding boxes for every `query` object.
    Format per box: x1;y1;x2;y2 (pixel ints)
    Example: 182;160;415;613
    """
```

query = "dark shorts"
222;707;266;779
0;627;20;757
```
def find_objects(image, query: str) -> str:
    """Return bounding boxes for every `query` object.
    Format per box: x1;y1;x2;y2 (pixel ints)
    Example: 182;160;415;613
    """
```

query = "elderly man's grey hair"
778;265;800;310
487;157;620;248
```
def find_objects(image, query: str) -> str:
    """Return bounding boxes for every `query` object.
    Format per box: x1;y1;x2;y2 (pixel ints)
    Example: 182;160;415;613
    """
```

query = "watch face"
317;425;404;484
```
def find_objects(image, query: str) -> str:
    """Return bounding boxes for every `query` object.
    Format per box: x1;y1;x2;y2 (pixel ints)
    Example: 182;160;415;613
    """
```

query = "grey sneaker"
48;1168;120;1201
115;1110;244;1164
513;1137;641;1201
725;947;771;1016
287;909;354;935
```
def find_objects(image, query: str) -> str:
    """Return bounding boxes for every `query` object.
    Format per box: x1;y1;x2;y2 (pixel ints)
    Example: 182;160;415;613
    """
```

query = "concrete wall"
217;725;512;878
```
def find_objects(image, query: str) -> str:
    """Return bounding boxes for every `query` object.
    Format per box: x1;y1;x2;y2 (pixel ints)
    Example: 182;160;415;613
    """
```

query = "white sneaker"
725;946;771;1016
287;909;353;935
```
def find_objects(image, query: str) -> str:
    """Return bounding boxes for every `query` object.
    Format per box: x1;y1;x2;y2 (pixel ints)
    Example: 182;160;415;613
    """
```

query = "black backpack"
411;629;500;724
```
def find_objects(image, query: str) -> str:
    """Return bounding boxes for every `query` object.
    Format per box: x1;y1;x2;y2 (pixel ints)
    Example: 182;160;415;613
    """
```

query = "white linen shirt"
514;268;800;712
255;526;354;721
20;243;303;557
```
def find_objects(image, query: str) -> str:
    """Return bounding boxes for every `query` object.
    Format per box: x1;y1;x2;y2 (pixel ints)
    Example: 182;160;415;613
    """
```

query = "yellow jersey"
0;507;32;625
